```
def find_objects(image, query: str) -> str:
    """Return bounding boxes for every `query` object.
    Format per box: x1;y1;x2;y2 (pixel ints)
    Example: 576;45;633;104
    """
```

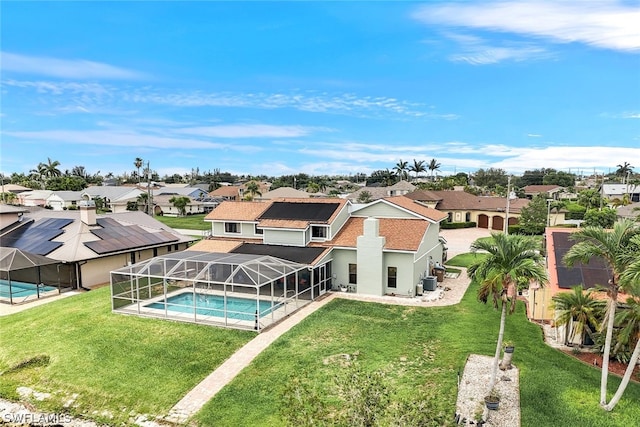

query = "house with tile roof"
523;185;565;200
405;189;530;231
196;196;447;297
347;181;417;203
0;204;195;289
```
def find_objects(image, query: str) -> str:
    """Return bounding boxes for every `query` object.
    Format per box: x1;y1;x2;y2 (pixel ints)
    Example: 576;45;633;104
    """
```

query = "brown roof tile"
330;217;430;251
204;200;272;221
258;219;310;229
382;196;448;222
406;190;529;213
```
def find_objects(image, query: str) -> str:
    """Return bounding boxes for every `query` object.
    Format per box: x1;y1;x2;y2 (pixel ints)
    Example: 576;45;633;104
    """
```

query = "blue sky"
1;1;639;179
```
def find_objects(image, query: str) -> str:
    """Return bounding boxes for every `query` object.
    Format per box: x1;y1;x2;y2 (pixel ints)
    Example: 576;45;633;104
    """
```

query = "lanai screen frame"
110;251;318;330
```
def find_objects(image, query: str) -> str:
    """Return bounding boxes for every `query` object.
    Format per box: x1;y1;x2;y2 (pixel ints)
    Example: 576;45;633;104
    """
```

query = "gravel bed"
455;354;521;426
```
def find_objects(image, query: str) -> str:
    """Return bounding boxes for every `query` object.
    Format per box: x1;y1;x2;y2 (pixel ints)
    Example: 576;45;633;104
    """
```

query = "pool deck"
0;291;83;316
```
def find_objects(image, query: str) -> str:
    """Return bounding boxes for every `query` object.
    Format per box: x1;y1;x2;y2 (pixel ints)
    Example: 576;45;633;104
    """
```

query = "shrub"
441;221;477;229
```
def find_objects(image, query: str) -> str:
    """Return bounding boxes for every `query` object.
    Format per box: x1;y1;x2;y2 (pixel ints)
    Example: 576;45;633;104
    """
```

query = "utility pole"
505;175;512;235
146;161;152;216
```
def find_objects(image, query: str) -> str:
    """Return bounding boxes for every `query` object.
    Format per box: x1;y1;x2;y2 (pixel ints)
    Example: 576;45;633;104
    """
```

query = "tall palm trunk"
604;338;640;411
489;300;507;391
600;295;618;406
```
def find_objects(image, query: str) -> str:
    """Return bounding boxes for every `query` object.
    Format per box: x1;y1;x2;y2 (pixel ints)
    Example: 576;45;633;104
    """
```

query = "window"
254;224;263;235
348;264;357;284
447;212;453;222
387;266;397;288
311;226;327;239
225;222;240;233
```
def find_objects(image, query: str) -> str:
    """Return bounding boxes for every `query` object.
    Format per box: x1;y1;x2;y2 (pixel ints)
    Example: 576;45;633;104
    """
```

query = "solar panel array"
85;221;179;255
552;231;610;289
258;202;339;222
231;243;326;264
0;218;73;256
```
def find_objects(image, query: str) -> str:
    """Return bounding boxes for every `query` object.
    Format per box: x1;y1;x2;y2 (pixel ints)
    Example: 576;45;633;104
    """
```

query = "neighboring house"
153;186;208;199
347;181;416;203
405;190;530;230
257;187;311;200
602;183;640;203
0;204;28;231
523;185;565;200
530;228;611;324
153;195;205;216
46;191;85;211
0;203;195;289
209;185;241;201
16;190;52;207
82;186;145;213
0;184;31;194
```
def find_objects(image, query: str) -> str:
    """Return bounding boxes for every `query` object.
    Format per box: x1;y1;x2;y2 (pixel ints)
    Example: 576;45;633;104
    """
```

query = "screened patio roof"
111;250;309;287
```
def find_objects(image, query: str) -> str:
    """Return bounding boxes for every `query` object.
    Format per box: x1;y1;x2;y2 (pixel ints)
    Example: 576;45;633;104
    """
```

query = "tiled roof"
406;190;529;213
187;239;244;253
523;185;563;193
204;201;272;221
381;196;448;222
258;187;311;199
209;186;240;198
330;217;430;251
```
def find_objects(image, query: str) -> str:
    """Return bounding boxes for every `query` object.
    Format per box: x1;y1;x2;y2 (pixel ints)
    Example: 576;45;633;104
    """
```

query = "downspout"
75;261;91;291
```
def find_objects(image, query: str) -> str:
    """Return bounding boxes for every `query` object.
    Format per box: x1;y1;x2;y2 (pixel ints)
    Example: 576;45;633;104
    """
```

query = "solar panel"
259;202;339;222
85;227;179;254
0;218;71;255
552;231;611;290
231;243;326;264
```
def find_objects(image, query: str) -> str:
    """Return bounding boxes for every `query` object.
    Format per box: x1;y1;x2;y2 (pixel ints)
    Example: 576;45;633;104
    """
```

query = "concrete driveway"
440;227;492;258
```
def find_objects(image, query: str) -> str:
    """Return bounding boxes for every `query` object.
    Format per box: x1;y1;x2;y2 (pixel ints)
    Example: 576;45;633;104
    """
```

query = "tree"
616;162;633;179
0;192;17;204
518;194;547;234
409;159;426;181
552;286;604;345
244;180;262;201
605;293;640;411
134;158;143;185
41;158;62;179
543;170;576;188
46;176;87;191
393;159;409;181
357;190;372;204
427;158;441;181
472;168;508;190
583;208;617;229
577;189;604;210
168;196;190;216
468;233;548;392
136;193;150;214
563;220;640;408
549;200;567;226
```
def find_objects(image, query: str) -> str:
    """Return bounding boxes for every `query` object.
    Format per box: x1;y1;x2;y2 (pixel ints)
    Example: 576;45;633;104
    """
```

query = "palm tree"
552;286;604;345
563;219;640;407
428;158;441;181
393;160;409;181
134;158;144;185
549;200;567;226
136;193;149;214
409;159;426;182
615;162;633;179
42;158;62;179
169;196;190;216
244;180;262;201
468;233;548;391
604;293;640;411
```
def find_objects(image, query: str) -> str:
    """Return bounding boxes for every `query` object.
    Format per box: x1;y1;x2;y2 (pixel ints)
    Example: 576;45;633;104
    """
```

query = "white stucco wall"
263;228;306;246
353;202;416;219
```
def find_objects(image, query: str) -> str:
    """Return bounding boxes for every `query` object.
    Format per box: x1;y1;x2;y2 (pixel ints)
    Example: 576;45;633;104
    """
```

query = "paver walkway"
164;292;339;424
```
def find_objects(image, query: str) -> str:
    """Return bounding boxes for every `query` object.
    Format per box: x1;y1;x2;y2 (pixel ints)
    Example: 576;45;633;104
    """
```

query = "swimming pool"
147;293;276;321
0;280;58;299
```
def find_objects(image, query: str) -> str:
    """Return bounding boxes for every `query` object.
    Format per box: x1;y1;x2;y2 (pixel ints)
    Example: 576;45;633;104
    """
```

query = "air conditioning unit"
422;276;437;292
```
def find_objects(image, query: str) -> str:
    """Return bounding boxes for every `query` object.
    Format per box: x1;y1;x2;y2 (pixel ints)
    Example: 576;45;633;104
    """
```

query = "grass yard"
194;286;640;426
0;287;254;425
154;213;210;230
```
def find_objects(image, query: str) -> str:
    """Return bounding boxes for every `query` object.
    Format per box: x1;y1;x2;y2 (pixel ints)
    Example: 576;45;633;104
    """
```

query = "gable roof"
82;186;144;202
379;196;448;222
523;185;564;194
209;186;240;198
259;187;311;199
330;217;430;251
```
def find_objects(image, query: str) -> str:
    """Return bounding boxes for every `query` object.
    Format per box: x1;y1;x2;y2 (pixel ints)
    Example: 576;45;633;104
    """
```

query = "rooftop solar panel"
0;217;71;255
231;243;326;264
85;228;178;255
552;231;611;290
259;202;339;222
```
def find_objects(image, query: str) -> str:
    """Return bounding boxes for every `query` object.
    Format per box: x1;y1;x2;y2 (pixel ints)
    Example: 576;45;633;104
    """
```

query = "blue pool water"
0;280;57;298
147;293;275;321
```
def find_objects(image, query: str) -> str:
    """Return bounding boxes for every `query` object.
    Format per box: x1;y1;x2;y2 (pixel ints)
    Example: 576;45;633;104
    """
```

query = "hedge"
441;221;477;229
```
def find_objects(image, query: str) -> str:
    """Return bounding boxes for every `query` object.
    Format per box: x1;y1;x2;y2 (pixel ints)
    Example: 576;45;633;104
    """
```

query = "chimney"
79;200;97;226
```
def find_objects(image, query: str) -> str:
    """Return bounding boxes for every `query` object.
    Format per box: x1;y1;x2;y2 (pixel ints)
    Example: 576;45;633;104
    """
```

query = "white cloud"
527;133;542;137
2;129;261;151
621;112;640;119
0;52;147;80
413;1;640;52
174;124;330;138
449;44;550;65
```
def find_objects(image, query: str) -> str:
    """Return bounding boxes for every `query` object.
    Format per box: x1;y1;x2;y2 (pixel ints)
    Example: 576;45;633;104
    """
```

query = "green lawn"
154;213;210;230
194;281;640;426
0;287;254;425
